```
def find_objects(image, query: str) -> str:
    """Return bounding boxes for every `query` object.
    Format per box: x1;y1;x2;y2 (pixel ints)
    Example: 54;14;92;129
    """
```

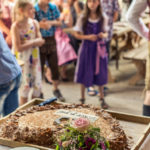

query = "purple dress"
75;20;108;87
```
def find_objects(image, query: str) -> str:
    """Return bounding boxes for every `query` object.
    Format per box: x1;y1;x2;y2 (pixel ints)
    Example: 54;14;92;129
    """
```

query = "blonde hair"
12;0;31;22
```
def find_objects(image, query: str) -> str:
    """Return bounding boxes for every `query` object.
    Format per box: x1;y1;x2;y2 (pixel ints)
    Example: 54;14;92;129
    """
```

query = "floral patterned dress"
19;18;42;98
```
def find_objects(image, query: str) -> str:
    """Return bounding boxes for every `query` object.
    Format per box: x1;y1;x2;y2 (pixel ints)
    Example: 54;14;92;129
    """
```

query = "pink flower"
73;118;90;132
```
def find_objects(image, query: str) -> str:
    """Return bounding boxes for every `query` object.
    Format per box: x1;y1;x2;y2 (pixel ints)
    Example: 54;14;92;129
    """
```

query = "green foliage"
55;125;110;150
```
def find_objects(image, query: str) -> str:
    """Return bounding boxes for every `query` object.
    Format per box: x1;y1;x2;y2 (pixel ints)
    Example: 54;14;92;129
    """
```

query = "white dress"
19;18;42;98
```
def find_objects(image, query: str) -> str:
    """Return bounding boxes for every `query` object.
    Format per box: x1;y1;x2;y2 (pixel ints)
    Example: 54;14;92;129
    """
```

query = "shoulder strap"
32;19;38;37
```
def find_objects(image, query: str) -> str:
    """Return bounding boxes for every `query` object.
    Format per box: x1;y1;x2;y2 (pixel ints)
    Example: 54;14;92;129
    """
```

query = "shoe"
39;93;44;99
104;86;108;96
87;87;98;96
104;86;109;91
100;98;108;109
44;76;52;85
79;98;85;104
53;89;65;102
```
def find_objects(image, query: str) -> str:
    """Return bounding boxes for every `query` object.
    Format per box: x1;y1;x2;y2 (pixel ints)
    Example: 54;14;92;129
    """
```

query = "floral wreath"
55;118;110;150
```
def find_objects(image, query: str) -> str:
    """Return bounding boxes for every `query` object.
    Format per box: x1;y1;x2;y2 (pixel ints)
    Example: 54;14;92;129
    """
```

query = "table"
112;17;149;70
123;43;148;85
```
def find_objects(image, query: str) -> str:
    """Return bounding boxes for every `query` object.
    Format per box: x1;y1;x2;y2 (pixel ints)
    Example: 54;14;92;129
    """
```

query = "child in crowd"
0;0;14;48
34;0;65;101
73;0;109;109
11;0;45;105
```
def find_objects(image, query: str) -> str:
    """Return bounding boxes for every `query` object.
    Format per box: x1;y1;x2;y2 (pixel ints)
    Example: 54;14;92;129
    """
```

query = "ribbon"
95;41;108;75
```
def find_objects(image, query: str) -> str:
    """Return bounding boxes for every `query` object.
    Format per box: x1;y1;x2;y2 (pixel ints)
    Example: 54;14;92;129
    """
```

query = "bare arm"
11;23;35;52
34;20;43;39
47;18;62;26
0;19;10;35
68;14;73;27
126;0;149;39
11;22;44;52
74;1;83;16
113;11;119;22
39;18;62;30
0;20;12;45
39;19;48;29
98;32;108;39
73;31;97;41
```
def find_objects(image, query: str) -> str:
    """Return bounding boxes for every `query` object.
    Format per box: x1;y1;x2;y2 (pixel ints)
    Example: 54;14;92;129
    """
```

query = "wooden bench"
112;17;149;70
123;43;148;85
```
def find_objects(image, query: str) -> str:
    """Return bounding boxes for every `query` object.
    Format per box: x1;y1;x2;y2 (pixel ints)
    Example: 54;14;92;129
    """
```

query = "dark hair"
82;0;104;30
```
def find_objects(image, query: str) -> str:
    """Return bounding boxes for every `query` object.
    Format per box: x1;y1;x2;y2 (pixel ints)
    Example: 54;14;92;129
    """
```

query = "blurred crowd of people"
1;0;145;117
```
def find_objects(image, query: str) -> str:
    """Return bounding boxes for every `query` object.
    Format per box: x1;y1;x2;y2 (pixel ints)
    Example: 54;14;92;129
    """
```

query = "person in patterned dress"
11;0;45;105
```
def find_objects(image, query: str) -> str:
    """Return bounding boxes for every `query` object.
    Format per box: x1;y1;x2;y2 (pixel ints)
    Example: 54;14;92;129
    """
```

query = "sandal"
79;98;85;104
87;87;98;96
100;98;109;109
104;86;109;91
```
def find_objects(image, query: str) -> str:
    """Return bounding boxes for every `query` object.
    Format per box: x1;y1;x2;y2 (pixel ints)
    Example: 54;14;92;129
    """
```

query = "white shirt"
73;14;109;33
126;0;149;40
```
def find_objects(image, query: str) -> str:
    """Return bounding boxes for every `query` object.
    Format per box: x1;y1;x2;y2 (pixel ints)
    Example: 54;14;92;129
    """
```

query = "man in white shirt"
126;0;150;116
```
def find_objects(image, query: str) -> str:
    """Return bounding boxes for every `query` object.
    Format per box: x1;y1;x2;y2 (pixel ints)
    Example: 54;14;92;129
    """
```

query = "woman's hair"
12;0;31;22
0;8;2;19
82;0;104;31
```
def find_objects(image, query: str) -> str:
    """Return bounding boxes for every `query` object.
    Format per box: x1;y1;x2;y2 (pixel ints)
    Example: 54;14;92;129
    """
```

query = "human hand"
33;38;45;47
40;19;52;30
45;20;53;29
98;32;108;38
87;34;98;41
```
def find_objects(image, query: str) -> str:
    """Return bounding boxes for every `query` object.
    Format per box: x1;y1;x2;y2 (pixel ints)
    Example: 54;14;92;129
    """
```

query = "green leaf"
105;141;110;148
95;148;101;150
79;141;83;147
92;128;100;132
78;135;82;141
55;145;60;150
90;144;96;150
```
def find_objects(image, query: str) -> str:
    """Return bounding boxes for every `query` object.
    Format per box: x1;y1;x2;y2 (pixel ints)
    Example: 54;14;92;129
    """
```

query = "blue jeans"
0;73;21;116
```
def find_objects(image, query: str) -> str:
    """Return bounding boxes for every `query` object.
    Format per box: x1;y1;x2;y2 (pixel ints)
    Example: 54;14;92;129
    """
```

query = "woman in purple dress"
73;0;109;109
